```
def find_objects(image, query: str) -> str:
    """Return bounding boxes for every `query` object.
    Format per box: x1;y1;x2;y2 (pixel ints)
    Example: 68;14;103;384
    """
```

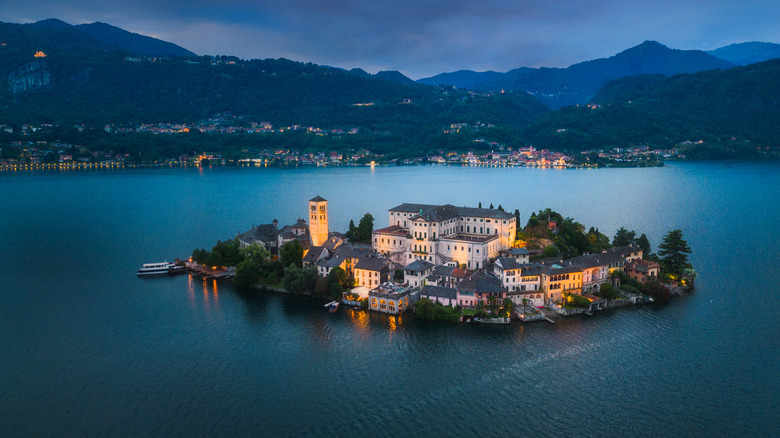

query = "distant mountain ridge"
524;59;780;156
0;18;194;58
419;41;735;108
707;42;780;65
75;22;195;57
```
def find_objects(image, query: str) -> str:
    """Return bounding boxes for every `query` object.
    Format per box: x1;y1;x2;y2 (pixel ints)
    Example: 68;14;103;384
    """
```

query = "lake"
1;161;778;437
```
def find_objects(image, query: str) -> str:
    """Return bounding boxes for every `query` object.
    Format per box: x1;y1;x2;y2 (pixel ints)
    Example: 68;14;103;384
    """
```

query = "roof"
388;203;513;222
238;223;279;244
355;256;387;272
457;270;506;294
318;254;346;268
373;225;409;236
335;244;376;259
322;236;343;251
421;285;458;300
495;257;523;271
433;265;455;277
310;195;327;202
303;246;326;263
501;247;529;256
405;259;434;273
519;263;544;277
292;218;307;228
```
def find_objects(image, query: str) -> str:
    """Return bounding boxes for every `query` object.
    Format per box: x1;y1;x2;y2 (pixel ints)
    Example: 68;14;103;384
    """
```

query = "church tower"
308;195;329;247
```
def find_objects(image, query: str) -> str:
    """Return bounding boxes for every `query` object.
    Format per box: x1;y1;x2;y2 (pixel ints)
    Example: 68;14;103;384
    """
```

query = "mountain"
420;41;734;108
417;70;504;88
0;20;550;156
75;22;195;57
374;70;415;84
524;59;780;157
0;19;194;58
707;42;780;65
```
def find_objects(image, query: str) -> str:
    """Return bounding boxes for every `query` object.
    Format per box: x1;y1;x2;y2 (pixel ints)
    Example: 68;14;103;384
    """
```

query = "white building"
373;203;516;270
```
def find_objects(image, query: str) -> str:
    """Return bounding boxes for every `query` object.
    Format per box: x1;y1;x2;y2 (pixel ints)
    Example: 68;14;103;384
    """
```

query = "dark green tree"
279;240;304;268
598;283;618;300
543;245;560;257
329;282;344;300
355;213;374;243
658;229;691;275
489;203;494;209
329;267;347;286
637;233;651;255
643;280;671;302
612;227;637;247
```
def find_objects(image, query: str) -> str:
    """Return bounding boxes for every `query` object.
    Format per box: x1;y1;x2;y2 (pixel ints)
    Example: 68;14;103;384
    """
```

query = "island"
187;195;696;324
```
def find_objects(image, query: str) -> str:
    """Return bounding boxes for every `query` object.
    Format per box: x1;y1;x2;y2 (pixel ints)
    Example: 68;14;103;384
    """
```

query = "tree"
612;227;636;247
329;282;344;300
643;280;671;302
280;240;304;268
502;298;513;317
314;278;330;298
637;233;651;254
489;203;494;209
543;245;560;257
478;202;482;208
346;219;357;240
205;251;225;267
328;267;347;286
658;229;691;275
234;259;258;288
283;264;318;295
497;205;504;211
598;283;618;300
354;213;374;243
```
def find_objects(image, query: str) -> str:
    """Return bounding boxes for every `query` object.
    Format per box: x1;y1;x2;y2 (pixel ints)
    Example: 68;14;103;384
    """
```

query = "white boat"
137;261;176;276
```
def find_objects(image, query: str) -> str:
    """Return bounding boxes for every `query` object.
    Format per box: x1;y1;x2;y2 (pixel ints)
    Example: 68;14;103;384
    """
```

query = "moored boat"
324;300;340;313
137;261;176;276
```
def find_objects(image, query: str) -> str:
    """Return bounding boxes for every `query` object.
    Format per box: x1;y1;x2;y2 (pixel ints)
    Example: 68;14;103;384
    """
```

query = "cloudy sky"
3;0;779;79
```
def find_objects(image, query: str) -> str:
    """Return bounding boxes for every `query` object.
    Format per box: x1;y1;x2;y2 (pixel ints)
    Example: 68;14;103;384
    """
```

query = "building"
420;285;458;307
625;259;661;283
456;270;506;308
308;196;329;247
354;256;388;288
373;203;517;270
404;259;434;288
369;284;416;314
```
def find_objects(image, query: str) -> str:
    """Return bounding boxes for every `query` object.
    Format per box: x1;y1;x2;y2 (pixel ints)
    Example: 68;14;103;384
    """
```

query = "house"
354;256;388;288
625;259;661;283
404;259;434;287
498;247;530;263
456;270;506;308
420;285;458;307
425;265;470;288
238;220;280;253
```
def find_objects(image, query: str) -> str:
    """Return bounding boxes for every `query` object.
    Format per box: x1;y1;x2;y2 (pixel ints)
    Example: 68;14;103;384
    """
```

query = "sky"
2;0;779;79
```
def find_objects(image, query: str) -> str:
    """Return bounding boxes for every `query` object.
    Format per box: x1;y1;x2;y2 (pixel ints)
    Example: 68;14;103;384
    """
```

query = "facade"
404;259;434;288
369;284;414;314
354;256;388;288
456;270;506;308
308;196;329;247
420;285;458;307
625;259;661;283
373;203;517;270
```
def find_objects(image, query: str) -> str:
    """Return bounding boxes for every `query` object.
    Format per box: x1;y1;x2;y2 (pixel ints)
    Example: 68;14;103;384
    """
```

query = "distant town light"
33;51;46;58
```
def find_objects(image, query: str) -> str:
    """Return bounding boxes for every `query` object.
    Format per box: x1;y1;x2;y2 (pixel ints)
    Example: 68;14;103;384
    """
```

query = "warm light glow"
33;51;46;58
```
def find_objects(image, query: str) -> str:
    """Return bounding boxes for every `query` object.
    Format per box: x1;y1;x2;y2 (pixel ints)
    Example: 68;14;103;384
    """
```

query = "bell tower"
308;195;329;247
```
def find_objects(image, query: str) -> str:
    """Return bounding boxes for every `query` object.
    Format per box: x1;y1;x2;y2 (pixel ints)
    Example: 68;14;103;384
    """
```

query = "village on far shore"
187;196;696;324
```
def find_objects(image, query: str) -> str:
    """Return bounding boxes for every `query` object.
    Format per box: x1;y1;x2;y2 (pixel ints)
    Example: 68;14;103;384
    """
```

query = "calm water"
1;162;778;437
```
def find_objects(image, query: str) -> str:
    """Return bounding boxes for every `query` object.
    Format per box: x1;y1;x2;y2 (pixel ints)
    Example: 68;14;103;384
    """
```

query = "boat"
137;261;176;276
324;300;340;313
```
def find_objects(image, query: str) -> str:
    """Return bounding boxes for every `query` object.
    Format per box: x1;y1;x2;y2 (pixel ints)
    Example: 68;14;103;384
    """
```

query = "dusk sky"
3;0;779;79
